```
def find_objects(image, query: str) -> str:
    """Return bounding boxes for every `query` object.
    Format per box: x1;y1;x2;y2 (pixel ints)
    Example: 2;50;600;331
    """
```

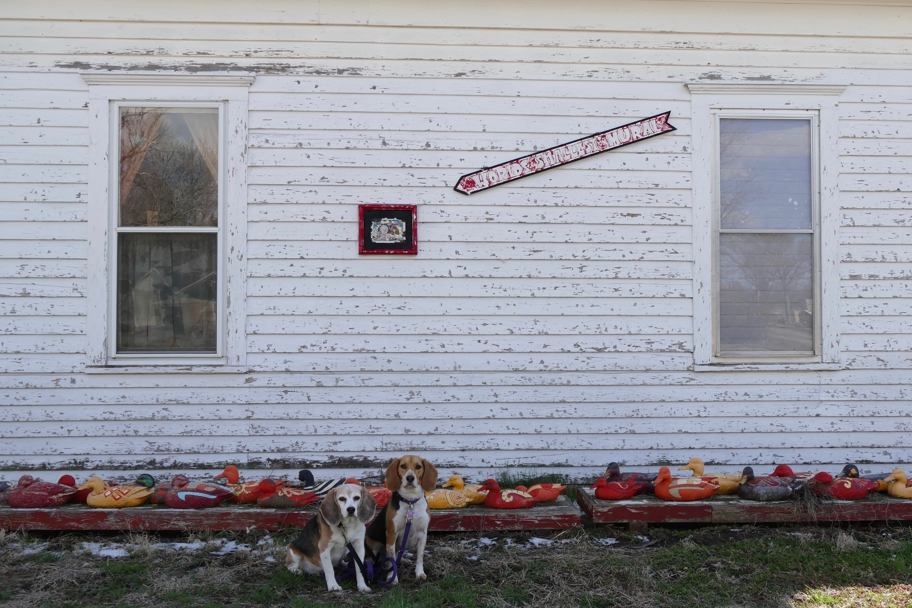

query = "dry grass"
1;523;911;608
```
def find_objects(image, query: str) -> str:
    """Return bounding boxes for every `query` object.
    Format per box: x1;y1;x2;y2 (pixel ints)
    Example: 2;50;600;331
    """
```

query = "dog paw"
326;583;343;592
416;571;427;580
358;585;372;593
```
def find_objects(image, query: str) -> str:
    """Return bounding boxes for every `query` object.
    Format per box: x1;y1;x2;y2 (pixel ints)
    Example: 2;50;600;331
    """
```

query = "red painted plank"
578;489;912;525
0;496;581;532
577;490;712;523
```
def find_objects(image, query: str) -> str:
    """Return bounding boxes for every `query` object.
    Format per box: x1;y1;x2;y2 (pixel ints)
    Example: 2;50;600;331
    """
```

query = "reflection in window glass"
119;107;219;228
117;234;217;353
719;234;813;353
718;118;815;356
720;119;811;231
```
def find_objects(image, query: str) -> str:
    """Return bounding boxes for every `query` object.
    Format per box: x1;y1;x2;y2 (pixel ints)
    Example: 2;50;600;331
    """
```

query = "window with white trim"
83;75;252;369
688;84;844;368
716;115;818;356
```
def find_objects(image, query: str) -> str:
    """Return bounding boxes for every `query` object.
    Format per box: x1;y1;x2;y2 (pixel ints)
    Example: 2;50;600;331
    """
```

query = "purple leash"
394;494;420;569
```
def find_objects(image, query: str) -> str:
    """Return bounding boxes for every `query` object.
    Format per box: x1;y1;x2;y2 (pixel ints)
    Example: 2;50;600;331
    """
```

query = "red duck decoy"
653;467;717;502
214;465;287;504
163;475;233;509
738;467;794;502
8;475;77;508
256;478;321;508
769;465;812;490
808;468;879;501
605;462;654;495
515;483;566;503
590;477;641;501
57;474;88;504
479;479;537;509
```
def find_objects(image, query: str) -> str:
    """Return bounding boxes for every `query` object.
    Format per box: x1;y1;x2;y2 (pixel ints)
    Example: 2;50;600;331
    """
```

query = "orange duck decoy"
426;488;470;509
79;476;156;508
214;465;287;504
256;478;321;508
881;469;912;499
590;477;641;501
8;475;77;508
516;483;566;503
737;467;794;502
807;465;879;501
677;458;741;495
653;467;717;502
479;479;537;509
366;485;392;509
441;475;487;505
163;475;234;509
604;462;654;495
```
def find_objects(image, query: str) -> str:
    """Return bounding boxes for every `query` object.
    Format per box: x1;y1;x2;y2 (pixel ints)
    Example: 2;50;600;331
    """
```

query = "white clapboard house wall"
0;0;910;482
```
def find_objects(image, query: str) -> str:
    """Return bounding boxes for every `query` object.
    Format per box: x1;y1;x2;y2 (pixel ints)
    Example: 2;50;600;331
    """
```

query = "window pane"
720;119;811;230
719;234;813;354
117;234;217;353
119;107;218;228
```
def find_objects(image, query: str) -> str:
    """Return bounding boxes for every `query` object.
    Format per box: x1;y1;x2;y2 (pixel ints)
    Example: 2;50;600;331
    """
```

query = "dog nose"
406;474;415;483
347;506;356;515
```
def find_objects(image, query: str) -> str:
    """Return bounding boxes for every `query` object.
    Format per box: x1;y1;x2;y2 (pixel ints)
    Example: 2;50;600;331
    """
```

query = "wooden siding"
0;0;910;481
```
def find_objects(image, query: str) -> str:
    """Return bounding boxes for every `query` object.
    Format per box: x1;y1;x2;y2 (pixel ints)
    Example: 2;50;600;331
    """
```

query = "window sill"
693;362;842;372
86;361;247;374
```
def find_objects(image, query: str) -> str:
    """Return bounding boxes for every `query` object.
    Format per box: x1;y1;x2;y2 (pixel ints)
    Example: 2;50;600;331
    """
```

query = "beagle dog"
286;483;377;592
365;455;438;583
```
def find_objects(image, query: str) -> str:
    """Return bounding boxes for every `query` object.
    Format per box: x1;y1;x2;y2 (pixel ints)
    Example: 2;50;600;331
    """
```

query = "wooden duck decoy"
256;479;321;508
8;475;77;508
295;469;348;497
590;477;640;501
0;481;10;504
479;479;537;509
605;462;654;495
677;458;741;495
441;475;487;505
769;465;812;490
881;469;912;499
56;474;84;503
214;465;286;504
653;467;717;502
79;476;155;508
807;469;879;501
163;475;233;509
737;466;794;502
516;483;566;503
366;485;392;509
426;488;470;509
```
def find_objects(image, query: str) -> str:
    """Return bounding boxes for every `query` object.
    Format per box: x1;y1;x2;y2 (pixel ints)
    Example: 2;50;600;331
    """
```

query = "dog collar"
396;494;421;520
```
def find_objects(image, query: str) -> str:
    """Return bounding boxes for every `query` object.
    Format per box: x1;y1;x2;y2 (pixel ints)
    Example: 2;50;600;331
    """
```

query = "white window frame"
688;83;844;370
83;74;253;371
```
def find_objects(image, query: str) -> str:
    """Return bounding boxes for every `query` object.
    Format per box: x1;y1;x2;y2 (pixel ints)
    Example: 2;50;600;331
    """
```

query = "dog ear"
357;488;377;524
385;458;402;492
320;487;343;527
420;459;439;492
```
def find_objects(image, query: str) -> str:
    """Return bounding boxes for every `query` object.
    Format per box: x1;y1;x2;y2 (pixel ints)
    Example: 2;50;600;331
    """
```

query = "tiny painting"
359;204;417;255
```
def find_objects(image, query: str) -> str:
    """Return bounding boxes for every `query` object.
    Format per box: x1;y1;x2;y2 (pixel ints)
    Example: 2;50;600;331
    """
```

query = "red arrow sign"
453;112;676;195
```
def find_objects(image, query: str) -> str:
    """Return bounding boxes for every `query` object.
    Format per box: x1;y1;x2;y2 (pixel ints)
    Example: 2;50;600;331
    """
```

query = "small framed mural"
358;204;418;255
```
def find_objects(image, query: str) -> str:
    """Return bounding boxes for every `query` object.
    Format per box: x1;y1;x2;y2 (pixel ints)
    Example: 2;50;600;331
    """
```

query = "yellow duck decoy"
441;475;487;505
677;457;741;495
882;469;912;499
425;488;470;509
79;476;155;508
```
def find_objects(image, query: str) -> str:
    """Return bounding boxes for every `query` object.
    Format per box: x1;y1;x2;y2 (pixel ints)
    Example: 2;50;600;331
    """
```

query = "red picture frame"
358;204;418;255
